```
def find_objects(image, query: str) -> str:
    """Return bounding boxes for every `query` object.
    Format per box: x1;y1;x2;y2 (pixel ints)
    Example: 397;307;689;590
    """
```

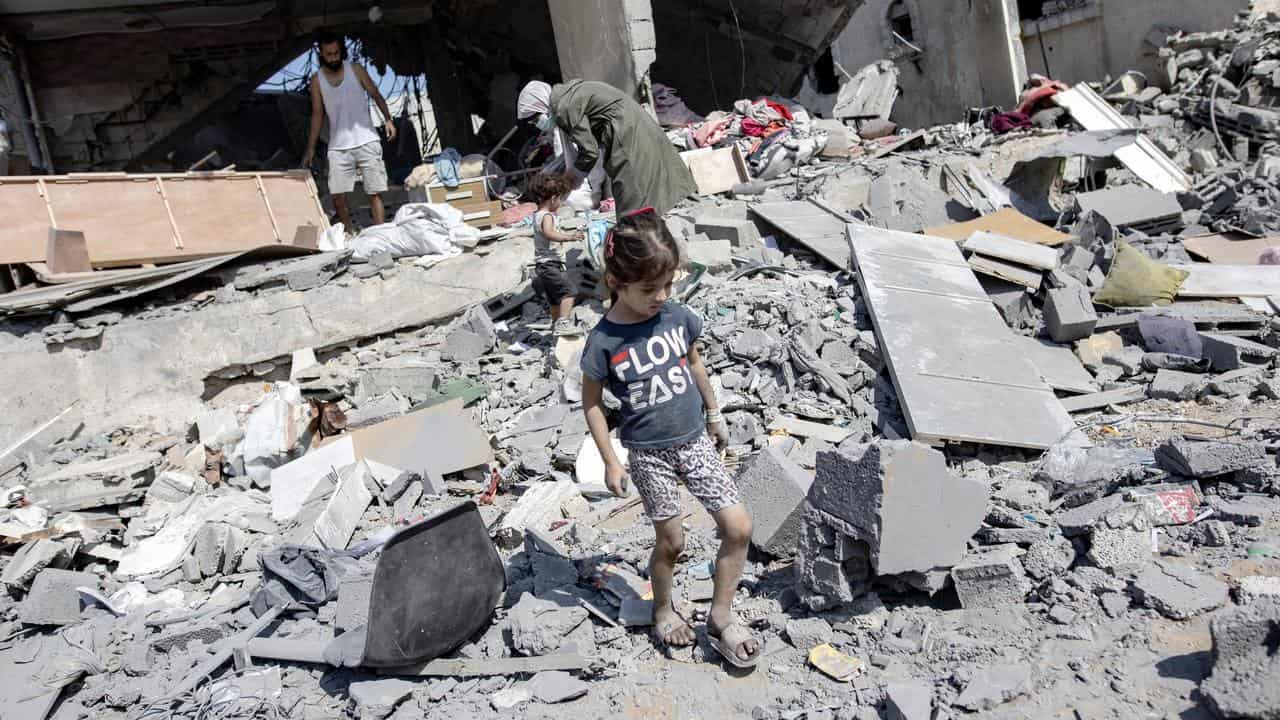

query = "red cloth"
990;111;1033;134
1016;82;1067;115
763;99;793;122
500;202;537;227
741;118;766;137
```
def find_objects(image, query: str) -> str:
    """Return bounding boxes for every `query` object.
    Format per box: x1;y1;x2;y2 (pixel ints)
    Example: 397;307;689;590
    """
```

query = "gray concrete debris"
20;568;97;625
336;571;374;633
806;441;989;576
1154;437;1269;478
785;616;834;650
1044;277;1098;342
1132;560;1230;620
1206;366;1268;398
1087;504;1153;569
348;678;415;719
1201;598;1280;720
2;538;77;590
694;217;762;248
1236;576;1280;605
685;239;734;272
1199;332;1279;371
884;680;933;720
1209;496;1276;527
737;446;813;557
954;664;1032;711
950;546;1032;609
507;592;588;656
1148;369;1209;400
1022;536;1077;581
527;670;590;703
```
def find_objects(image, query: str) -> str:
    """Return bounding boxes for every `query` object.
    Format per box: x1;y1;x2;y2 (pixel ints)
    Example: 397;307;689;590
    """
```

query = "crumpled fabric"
990;111;1033;134
500;202;537;227
517;81;552;120
741;118;767;137
694;113;735;148
350;202;466;262
250;544;362;616
434;147;462;189
653;83;704;126
33;621;108;691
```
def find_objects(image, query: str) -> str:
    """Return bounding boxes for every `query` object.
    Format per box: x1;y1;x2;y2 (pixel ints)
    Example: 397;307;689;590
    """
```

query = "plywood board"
1172;264;1280;297
680;146;749;196
849;223;1079;449
752;200;850;269
1017;336;1098;394
962;231;1059;270
924;207;1069;247
0;172;327;266
968;253;1043;290
1183;233;1280;265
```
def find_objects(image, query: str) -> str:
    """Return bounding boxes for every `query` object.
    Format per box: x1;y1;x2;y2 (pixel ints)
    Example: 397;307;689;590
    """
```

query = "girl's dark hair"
528;173;576;205
605;210;680;303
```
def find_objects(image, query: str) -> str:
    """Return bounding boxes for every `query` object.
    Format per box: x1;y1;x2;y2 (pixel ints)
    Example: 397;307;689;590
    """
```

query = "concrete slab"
849;224;1079;449
1017;336;1098;394
1154;437;1269;478
20;568;97;625
962;231;1059;270
1133;559;1230;619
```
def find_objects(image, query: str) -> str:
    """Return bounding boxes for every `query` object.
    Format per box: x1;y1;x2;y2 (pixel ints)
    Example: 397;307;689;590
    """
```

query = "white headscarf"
517;81;552;120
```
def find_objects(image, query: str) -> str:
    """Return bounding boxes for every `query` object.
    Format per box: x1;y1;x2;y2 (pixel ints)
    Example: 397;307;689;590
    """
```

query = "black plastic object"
360;501;505;667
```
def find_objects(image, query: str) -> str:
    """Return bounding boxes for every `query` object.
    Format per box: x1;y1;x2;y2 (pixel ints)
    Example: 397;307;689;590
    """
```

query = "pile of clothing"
667;95;829;180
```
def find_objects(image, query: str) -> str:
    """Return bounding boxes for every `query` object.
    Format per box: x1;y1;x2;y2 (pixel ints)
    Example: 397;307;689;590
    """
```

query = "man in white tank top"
302;31;397;229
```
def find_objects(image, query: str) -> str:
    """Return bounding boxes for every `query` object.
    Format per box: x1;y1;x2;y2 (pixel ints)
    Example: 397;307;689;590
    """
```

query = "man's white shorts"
327;141;388;194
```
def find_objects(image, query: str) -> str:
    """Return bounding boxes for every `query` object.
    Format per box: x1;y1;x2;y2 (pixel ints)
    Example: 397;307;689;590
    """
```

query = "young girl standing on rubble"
580;208;761;668
530;172;585;336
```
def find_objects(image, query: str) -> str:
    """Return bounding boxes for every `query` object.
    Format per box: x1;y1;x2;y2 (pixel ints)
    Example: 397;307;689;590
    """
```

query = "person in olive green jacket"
517;79;697;216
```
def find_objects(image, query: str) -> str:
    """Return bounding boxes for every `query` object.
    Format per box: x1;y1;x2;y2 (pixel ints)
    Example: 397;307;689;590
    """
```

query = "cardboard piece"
680;147;749;196
1183;233;1280;265
45;228;90;274
1172;264;1280;297
924;208;1070;247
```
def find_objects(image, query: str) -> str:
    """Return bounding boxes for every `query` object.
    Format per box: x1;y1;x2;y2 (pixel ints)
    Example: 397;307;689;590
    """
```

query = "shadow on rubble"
1155;650;1212;683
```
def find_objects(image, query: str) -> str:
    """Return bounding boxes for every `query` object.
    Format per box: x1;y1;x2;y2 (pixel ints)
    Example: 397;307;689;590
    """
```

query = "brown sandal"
707;620;761;668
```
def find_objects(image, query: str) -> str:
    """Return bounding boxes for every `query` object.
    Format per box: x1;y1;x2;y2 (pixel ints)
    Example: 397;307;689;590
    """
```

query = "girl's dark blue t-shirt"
580;301;705;449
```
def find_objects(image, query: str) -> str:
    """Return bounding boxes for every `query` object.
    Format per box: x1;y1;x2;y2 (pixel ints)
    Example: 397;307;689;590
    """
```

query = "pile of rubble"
4;10;1280;720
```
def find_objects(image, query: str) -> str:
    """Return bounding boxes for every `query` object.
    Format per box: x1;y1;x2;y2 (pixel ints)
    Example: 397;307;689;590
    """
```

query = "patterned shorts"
628;433;742;521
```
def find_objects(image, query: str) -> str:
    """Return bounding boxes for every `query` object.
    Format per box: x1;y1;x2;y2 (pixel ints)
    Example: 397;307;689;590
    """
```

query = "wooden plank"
751;200;851;269
1172;264;1280;297
0;172;328;266
962;231;1059;270
1059;385;1146;413
968;253;1043;290
1016;336;1098;394
849;223;1079;450
924;208;1069;247
1183;233;1280;265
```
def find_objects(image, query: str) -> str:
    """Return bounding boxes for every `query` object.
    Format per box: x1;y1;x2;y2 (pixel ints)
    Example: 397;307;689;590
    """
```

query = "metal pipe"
15;42;52;173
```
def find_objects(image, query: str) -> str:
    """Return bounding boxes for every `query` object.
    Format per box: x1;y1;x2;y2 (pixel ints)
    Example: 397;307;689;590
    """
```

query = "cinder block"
1202;598;1280;718
1044;279;1097;342
336;571;374;633
694;218;761;248
737;446;813;557
950;546;1031;609
1200;332;1279;371
807;441;989;576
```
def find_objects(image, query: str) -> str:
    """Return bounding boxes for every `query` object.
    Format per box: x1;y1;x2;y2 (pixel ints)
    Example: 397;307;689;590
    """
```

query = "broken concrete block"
1055;494;1129;536
950;546;1031;609
1154;437;1269;478
195;408;240;446
954;664;1031;711
26;451;162;511
883;681;932;720
357;359;439;404
497;480;581;549
684;239;734;272
1021;536;1077;581
785;616;834;650
20;568;98;625
1209;496;1275;526
694;217;761;248
1200;332;1279;371
507;592;588;656
527;670;590;703
348;678;415;719
1236;576;1280;604
736;446;813;557
1;538;76;590
1201;598;1280;719
1087;525;1151;570
1147;368;1208;400
1132;560;1229;619
993;479;1049;512
1206;366;1267;398
807;441;989;576
1044;278;1097;342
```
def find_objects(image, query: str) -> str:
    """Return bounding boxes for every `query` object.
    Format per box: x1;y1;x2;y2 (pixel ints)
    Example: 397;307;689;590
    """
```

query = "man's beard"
323;59;342;71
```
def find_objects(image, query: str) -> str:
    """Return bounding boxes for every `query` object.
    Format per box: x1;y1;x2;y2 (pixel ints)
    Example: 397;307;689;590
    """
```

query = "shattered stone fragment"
736;446;813;557
1201;598;1280;719
785;616;834;650
950;546;1031;609
1132;560;1229;620
1147;369;1208;400
1154;437;1269;478
954;664;1032;711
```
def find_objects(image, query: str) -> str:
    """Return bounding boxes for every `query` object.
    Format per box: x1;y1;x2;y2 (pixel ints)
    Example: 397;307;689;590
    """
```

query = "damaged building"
1;1;1280;720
